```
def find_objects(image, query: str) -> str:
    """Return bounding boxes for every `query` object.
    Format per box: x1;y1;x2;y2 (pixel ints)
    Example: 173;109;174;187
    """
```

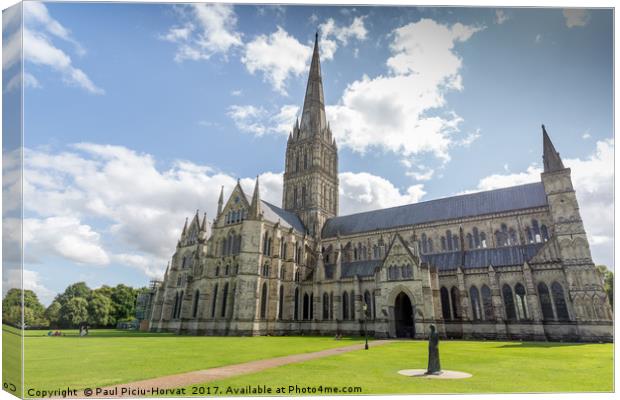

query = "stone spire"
217;186;224;216
201;212;207;231
542;124;565;172
181;217;188;237
250;175;261;218
299;31;327;136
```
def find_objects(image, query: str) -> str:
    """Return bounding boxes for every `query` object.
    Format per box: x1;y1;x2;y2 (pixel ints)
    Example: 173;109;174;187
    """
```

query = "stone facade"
148;35;612;342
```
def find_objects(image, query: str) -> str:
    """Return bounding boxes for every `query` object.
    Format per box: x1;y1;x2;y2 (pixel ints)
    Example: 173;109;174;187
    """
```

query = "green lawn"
178;340;613;395
17;327;362;391
2;326;23;397
4;325;612;396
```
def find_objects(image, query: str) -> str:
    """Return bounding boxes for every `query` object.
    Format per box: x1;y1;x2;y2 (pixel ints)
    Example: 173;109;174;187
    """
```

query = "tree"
110;284;138;322
88;292;114;327
60;297;89;327
45;301;62;328
2;289;48;327
56;282;91;305
597;265;614;310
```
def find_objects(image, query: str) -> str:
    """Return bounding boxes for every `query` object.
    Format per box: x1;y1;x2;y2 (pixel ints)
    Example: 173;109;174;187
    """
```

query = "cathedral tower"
540;125;611;321
283;33;339;237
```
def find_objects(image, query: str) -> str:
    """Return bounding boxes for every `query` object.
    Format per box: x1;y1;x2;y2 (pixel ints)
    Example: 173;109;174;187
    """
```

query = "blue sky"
2;3;613;304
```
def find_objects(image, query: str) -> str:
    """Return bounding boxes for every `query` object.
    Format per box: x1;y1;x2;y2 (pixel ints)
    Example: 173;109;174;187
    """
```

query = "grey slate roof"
322;182;547;238
324;260;380;279
261;200;306;233
421;243;544;271
324;243;544;277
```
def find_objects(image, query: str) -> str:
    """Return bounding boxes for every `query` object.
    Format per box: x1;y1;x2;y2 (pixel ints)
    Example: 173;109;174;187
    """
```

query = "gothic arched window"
467;233;474;249
294;288;299;320
278;285;284;320
515;283;528;320
350;290;356;320
221;283;229;318
303;293;309;320
537;282;554;320
323;292;329;320
480;232;487;248
260;282;268;319
364;290;372;318
541;225;549;242
421;233;428;253
481;285;494;320
502;284;516;320
473;227;480;248
446;230;453;250
440;287;451;320
525;227;533;243
441;236;447;251
470;286;482;320
450;287;461;319
211;284;218;318
342;291;349;320
551;282;569;320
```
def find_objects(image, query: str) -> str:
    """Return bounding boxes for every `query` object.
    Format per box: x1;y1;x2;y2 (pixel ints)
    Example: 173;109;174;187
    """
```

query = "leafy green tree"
597;265;614;310
110;284;138;321
60;297;89;327
45;301;62;328
2;289;48;327
56;282;91;305
88;292;114;327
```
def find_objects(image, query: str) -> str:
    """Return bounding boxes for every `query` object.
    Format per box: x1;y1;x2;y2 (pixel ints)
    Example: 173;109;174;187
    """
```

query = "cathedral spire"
542;124;565;172
217;186;224;216
201;212;207;231
181;217;188;237
299;31;327;136
250;175;261;218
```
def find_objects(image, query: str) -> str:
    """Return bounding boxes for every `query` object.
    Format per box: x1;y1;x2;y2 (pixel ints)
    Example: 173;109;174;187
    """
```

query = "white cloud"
328;19;484;161
582;130;591;139
23;144;239;278
339;172;426;215
2;29;21;71
495;10;509;25
24;142;431;280
20;3;101;94
231;89;242;96
318;16;368;60
24;1;85;55
162;4;243;62
242;27;312;94
23;216;110;265
563;9;590;28
404;165;435;181
464;139;614;268
4;72;41;93
2;268;55;305
227;104;299;136
23;28;103;94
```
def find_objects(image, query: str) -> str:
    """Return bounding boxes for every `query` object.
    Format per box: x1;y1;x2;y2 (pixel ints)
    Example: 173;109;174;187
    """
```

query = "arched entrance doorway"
394;292;415;338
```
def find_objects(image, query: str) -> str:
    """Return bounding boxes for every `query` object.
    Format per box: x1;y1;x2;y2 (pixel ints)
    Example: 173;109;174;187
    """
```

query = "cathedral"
147;34;613;342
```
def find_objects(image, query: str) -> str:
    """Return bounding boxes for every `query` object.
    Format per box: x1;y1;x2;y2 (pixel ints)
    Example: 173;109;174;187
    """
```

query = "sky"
1;2;614;305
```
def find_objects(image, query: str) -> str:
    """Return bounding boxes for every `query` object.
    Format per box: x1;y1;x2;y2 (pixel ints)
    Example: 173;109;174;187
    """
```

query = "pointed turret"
542;125;565;172
201;212;207;231
181;217;188;236
217;186;224;216
299;32;327;136
250;175;262;218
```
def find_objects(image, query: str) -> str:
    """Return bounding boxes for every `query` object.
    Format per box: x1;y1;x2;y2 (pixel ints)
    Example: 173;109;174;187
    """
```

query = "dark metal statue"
426;324;441;374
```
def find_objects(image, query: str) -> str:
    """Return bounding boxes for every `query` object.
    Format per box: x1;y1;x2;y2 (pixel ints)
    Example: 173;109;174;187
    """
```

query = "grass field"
3;326;613;396
13;327;363;391
182;340;613;395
